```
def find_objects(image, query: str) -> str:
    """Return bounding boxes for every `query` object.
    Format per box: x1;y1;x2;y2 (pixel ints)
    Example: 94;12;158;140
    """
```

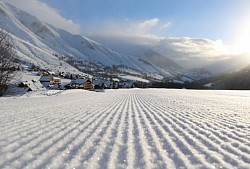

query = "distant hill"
213;65;250;89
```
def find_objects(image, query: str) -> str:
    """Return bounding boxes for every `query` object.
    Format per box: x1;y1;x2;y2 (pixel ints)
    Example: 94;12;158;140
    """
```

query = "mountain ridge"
0;1;211;81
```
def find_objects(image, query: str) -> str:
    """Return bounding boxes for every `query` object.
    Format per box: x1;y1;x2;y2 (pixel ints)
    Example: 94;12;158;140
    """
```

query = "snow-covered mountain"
90;34;250;76
89;35;182;70
90;35;212;79
0;1;210;80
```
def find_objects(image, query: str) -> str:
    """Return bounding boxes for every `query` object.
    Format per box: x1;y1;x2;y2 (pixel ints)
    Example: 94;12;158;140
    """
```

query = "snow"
204;83;213;88
172;79;184;84
74;78;88;84
0;1;212;80
0;89;250;169
119;75;150;83
180;76;194;83
0;1;174;77
22;80;45;91
39;75;52;82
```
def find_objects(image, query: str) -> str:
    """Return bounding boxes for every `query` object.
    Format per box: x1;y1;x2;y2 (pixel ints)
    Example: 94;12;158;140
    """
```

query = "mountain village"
18;65;152;93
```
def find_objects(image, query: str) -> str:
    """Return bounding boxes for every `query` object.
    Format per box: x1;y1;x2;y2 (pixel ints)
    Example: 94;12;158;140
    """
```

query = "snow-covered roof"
22;80;45;91
102;80;111;86
74;78;88;84
93;79;112;87
112;78;120;82
48;71;55;75
122;81;134;88
93;79;101;86
39;75;52;82
53;77;61;80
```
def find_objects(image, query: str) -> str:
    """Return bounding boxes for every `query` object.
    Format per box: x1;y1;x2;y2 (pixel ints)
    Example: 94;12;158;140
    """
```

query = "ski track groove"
137;93;211;169
133;94;175;169
140;91;250;168
140;95;233;168
65;95;127;169
84;95;128;169
0;89;250;169
136;96;191;168
164;98;250;164
132;94;158;169
105;95;129;169
126;94;136;169
34;109;106;169
12;106;103;169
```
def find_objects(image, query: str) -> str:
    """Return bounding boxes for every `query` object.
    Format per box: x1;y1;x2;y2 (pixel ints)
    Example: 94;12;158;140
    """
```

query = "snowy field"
0;89;250;169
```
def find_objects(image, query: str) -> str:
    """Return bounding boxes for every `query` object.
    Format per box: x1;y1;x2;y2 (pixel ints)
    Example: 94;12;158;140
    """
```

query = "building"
83;79;94;90
19;80;45;92
111;78;120;89
71;78;94;90
39;72;61;88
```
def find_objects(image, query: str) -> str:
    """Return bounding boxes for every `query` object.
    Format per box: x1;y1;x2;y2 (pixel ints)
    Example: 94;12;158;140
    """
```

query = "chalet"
39;72;61;88
121;81;134;88
102;80;111;89
83;79;94;90
53;77;61;85
93;79;102;88
71;78;94;90
111;78;120;89
93;79;111;89
71;78;87;89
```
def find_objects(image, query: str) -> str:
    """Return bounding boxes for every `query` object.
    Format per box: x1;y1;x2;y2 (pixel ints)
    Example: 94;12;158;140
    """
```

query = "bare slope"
0;89;250;168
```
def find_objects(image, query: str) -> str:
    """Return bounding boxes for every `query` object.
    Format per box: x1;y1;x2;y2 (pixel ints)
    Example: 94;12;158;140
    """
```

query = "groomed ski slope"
0;89;250;169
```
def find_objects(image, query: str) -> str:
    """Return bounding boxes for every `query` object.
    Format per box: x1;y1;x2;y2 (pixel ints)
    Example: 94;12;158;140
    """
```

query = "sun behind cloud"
233;14;250;53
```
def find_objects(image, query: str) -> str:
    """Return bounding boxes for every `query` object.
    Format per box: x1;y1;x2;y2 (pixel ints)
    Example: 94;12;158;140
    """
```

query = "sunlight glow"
234;16;250;53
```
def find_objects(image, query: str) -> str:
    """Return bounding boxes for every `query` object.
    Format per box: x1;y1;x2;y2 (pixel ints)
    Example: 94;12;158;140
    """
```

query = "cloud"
157;37;231;58
151;37;250;74
150;37;239;68
85;18;170;38
91;33;245;72
161;22;171;29
3;0;81;34
135;18;159;33
85;17;238;68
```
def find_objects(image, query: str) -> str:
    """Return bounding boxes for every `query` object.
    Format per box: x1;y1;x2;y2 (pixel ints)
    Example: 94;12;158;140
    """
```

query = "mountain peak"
0;1;210;80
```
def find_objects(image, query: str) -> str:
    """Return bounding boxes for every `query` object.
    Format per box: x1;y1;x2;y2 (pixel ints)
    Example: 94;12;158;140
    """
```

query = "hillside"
213;65;250;89
0;1;215;83
0;1;183;79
